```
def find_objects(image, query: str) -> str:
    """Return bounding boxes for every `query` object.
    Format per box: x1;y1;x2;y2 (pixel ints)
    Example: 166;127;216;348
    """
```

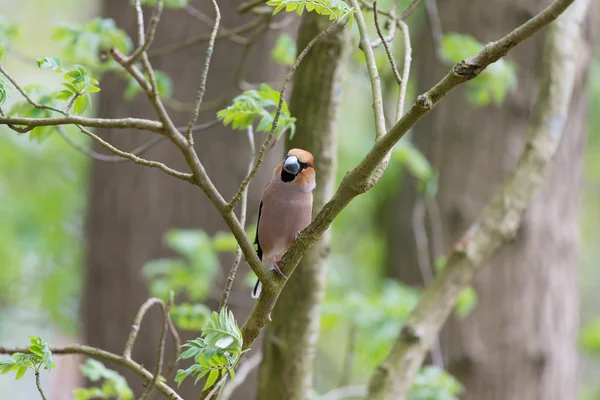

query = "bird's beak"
283;155;301;175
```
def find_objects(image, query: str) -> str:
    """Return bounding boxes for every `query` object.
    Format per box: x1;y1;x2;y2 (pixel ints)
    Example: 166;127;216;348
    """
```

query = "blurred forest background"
0;0;599;399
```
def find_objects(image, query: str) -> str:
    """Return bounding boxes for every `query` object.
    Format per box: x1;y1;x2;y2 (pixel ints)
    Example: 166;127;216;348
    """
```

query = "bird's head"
274;148;316;192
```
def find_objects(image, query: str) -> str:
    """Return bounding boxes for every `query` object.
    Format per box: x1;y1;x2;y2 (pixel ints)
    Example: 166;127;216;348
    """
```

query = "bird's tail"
251;279;262;299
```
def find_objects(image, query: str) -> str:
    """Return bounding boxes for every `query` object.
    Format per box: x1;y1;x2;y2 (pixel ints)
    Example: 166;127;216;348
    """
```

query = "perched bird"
251;148;316;298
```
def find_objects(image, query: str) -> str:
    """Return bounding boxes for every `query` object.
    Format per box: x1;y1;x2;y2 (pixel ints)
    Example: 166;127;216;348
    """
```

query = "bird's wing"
254;198;264;261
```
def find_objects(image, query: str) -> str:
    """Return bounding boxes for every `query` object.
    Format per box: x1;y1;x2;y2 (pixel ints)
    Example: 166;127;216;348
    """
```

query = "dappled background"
1;0;599;399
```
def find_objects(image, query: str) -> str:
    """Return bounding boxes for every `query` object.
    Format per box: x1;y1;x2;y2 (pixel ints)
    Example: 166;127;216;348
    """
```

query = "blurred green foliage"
73;359;134;400
272;33;297;67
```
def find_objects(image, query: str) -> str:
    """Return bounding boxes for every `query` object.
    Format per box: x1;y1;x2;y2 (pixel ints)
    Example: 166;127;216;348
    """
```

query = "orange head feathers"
273;148;316;192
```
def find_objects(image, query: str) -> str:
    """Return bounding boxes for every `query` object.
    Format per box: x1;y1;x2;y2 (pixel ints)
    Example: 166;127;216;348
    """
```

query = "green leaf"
580;319;600;355
218;84;296;137
454;286;478;319
0;77;9;105
15;365;27;380
203;369;220;391
271;34;296;67
73;94;88;115
265;0;353;24
0;17;19;60
36;56;63;72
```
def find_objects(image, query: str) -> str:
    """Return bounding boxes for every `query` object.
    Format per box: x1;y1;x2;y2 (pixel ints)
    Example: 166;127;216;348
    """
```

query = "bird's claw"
273;258;287;279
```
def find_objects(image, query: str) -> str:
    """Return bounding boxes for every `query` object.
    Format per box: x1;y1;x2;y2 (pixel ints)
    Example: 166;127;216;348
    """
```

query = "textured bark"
82;1;290;398
387;1;597;399
256;13;349;400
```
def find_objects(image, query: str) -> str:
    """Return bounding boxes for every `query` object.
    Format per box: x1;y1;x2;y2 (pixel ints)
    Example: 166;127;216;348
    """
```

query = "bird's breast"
258;187;313;259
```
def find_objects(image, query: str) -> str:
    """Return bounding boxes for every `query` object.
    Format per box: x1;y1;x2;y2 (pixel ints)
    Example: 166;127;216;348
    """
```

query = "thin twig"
148;18;262;58
140;294;173;400
128;0;164;64
123;298;165;359
56;120;219;163
412;197;443;368
76;125;192;182
35;372;48;400
204;371;230;400
186;0;220;145
350;0;387;138
0;346;183;400
220;126;255;310
56;126;163;163
424;0;443;47
399;0;424;20
220;351;263;400
395;20;411;121
183;5;250;44
228;19;344;210
0;65;64;115
373;0;402;86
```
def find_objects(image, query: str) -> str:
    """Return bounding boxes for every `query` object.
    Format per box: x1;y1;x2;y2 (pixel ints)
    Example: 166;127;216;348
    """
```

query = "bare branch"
183;4;251;45
228;19;344;210
185;0;220;145
0;65;64;115
76;125;193;182
148;18;263;58
350;0;386;138
0;115;164;133
35;372;48;400
395;20;411;120
366;0;587;397
424;0;443;46
140;294;173;400
373;1;402;87
0;345;183;400
128;0;164;64
220;126;255;311
124;298;164;359
398;0;424;20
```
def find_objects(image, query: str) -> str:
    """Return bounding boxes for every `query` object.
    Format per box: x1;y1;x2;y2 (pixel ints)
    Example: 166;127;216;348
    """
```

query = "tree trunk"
82;1;290;398
256;13;349;400
388;1;597;399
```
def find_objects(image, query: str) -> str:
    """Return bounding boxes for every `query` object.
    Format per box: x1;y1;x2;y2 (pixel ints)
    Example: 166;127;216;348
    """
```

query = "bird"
251;148;316;299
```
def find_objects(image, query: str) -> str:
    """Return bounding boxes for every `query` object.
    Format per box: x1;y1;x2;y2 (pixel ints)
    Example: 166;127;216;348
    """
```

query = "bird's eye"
300;162;309;169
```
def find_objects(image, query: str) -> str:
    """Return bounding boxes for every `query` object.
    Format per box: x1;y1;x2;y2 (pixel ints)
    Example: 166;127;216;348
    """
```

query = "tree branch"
127;0;164;64
373;1;402;87
351;0;386;138
220;126;255;311
238;0;578;355
0;115;164;133
220;351;263;400
185;0;220;145
0;345;183;400
365;0;587;397
35;372;48;400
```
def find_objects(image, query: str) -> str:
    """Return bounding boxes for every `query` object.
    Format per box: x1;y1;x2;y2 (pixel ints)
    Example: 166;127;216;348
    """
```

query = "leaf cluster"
218;83;296;138
0;337;54;380
267;0;354;25
175;308;244;392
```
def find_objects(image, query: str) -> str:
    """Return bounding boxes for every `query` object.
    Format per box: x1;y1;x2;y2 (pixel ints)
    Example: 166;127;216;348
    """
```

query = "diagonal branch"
238;0;578;355
365;0;588;396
